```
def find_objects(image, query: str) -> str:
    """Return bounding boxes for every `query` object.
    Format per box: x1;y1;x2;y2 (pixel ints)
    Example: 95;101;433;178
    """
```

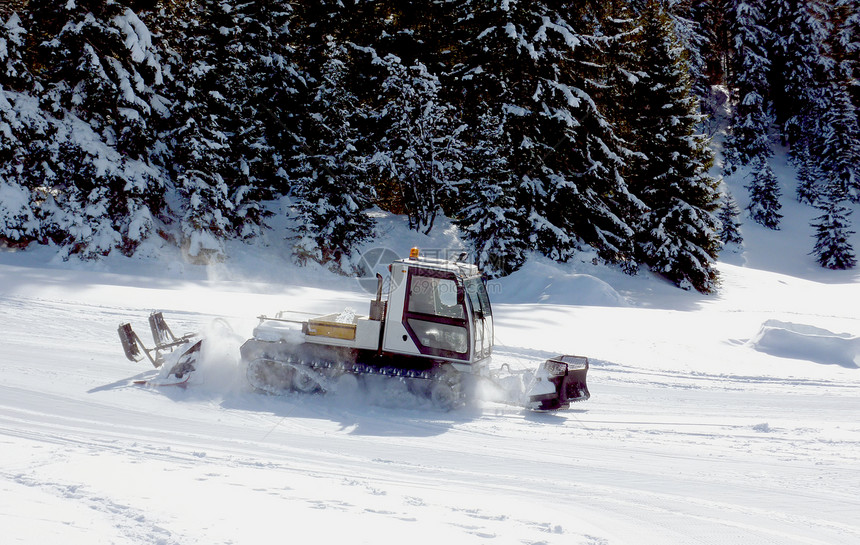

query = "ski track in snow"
1;264;860;545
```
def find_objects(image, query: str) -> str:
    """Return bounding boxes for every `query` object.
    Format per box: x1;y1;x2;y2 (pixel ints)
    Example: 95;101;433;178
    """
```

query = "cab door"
399;267;470;361
465;276;493;361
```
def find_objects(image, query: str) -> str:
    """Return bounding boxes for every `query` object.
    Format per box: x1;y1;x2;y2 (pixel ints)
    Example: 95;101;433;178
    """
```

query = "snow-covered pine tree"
0;13;40;245
816;85;860;204
455;107;530;277
590;0;655;274
691;0;729;91
540;4;644;265
246;0;300;204
599;0;645;140
803;16;859;269
369;53;464;235
164;2;234;262
1;11;31;167
811;189;857;269
164;0;284;261
0;11;31;91
629;0;722;292
794;143;824;205
821;0;860;204
453;0;642;267
717;191;744;246
366;0;452;71
724;0;773;174
0;174;38;246
40;136;146;259
766;0;830;150
26;0;166;258
781;0;859;209
309;0;457;235
447;0;538;275
291;35;375;274
664;0;715;101
30;0;165;159
445;3;529;276
834;0;859;110
744;156;783;229
218;0;297;237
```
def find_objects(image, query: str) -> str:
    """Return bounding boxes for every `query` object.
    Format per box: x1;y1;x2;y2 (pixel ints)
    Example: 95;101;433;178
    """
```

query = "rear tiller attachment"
118;312;201;382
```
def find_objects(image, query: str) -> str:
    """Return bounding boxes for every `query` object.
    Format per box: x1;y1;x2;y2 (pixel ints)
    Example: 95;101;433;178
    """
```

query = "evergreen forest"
0;0;858;293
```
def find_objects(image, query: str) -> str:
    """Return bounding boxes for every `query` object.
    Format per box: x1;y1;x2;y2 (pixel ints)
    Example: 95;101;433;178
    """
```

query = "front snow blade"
561;360;590;403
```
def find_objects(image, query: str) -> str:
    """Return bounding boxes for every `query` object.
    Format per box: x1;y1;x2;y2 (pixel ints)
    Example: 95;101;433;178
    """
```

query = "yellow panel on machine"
305;314;357;341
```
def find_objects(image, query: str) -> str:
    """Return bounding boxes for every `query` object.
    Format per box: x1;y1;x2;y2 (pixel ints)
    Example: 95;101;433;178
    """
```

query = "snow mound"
750;320;860;368
497;260;628;307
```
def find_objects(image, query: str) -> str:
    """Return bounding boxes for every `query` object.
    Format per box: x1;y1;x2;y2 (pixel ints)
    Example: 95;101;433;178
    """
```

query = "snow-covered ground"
2;169;860;544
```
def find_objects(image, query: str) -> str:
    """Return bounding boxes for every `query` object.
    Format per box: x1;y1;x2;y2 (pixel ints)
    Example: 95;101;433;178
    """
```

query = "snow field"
1;247;859;544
